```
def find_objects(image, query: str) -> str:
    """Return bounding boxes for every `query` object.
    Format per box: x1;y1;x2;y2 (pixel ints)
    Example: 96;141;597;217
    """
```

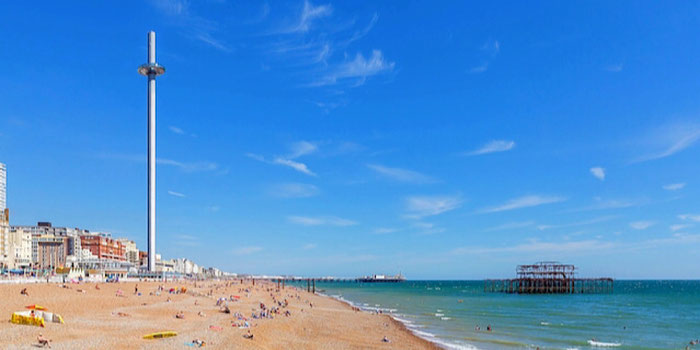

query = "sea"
295;280;700;350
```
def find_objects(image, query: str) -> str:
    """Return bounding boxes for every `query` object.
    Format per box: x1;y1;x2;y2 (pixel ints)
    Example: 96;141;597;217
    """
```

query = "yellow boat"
143;331;178;339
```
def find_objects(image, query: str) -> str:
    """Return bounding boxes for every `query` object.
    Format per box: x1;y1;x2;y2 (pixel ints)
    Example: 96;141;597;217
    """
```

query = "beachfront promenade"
0;279;437;349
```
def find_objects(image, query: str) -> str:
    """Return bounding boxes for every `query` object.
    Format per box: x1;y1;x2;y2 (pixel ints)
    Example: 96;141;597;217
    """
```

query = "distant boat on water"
357;273;405;282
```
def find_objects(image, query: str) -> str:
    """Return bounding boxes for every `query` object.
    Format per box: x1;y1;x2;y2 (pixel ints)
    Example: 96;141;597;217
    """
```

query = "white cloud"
233;246;263;255
468;63;488;74
452;239;613;255
537;215;617;231
270;183;319;198
288;141;318;158
312;50;395;87
465;140;515;156
663;183;686;191
367;164;435;184
273;158;317;176
572;197;648;212
405;196;462;218
373;227;398;234
149;0;230;52
287;215;357;226
302;243;317;250
629;221;655;230
412;222;446;235
590;166;605;181
634;124;700;162
605;64;624;72
479;195;565;214
484;221;535;232
246;153;316;176
481;39;500;56
169;126;185;135
167;190;186;198
287;0;332;33
670;224;692;232
157;158;219;172
678;214;700;222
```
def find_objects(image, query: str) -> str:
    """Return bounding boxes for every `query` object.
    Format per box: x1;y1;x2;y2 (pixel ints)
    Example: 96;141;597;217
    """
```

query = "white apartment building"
0;162;6;211
117;238;139;266
8;227;32;268
0;209;9;268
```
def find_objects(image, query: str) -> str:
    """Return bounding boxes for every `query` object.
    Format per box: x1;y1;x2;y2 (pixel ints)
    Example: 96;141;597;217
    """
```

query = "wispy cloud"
467;39;500;73
537;215;617;231
269;183;319;198
633;124;700;162
373;227;398;234
481;39;500;56
405;195;462;219
157;158;219;172
678;214;700;222
412;222;446;235
590;166;605;181
572;197;648;212
302;243;318;250
273;158;316;176
670;224;692;232
288;140;318;158
169;126;185;135
484;221;535;232
468;63;489;74
285;0;332;33
465;140;515;156
233;246;263;255
98;153;219;172
452;239;613;255
629;221;655;230
149;0;230;52
663;183;686;191
367;164;435;184
605;64;624;72
246;153;317;176
287;215;357;226
479;195;565;214
311;50;395;87
167;190;186;198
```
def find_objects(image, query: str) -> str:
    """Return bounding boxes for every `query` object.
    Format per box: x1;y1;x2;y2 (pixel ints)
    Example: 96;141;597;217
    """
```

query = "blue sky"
1;1;700;279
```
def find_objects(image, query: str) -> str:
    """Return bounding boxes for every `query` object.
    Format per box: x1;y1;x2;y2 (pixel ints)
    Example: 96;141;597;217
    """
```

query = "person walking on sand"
134;284;138;294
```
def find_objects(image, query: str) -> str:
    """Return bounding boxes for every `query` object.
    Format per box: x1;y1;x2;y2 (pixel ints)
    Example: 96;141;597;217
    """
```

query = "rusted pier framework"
485;262;613;294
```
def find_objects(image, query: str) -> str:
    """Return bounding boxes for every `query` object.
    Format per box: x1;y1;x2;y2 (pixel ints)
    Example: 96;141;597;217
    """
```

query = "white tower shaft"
147;31;157;272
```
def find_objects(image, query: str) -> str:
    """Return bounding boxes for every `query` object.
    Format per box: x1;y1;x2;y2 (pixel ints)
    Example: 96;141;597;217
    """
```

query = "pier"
485;262;613;294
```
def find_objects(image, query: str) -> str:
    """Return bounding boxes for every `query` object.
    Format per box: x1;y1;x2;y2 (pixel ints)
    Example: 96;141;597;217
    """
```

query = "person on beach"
134;284;138;294
486;325;492;332
243;330;254;339
37;334;51;348
176;311;185;319
20;288;28;296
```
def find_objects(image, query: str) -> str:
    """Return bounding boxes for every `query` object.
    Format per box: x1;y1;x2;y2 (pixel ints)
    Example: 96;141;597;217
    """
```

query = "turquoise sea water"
297;280;700;349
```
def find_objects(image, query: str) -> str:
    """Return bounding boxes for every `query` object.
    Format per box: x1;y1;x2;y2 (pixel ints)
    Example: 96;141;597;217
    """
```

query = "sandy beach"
0;280;438;349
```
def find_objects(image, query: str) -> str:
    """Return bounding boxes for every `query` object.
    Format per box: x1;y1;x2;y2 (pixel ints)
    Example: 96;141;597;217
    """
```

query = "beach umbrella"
25;305;48;311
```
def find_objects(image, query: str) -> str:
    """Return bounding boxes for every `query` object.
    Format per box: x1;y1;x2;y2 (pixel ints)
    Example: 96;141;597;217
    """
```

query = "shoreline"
319;291;443;349
0;280;438;349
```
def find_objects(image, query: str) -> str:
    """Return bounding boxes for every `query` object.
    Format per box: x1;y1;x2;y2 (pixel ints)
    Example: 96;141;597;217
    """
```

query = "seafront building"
0;208;10;268
0;162;6;211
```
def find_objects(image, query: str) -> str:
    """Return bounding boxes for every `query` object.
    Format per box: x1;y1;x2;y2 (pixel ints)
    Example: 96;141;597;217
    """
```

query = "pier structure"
485;261;613;294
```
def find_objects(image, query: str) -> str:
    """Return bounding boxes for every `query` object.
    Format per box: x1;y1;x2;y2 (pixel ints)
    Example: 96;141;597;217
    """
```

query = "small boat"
143;331;178;339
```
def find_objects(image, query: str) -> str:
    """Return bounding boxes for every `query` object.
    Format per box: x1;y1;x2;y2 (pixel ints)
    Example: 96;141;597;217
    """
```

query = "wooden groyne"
485;262;613;294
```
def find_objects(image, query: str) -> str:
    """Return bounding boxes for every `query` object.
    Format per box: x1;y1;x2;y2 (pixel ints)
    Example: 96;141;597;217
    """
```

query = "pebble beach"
0;280;438;349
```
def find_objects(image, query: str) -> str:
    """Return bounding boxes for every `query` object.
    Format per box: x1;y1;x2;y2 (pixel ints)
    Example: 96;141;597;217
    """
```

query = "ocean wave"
587;340;622;347
435;313;445;317
441;317;451;321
